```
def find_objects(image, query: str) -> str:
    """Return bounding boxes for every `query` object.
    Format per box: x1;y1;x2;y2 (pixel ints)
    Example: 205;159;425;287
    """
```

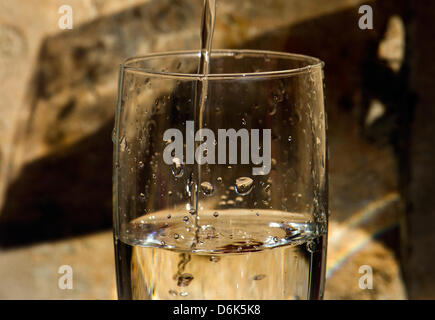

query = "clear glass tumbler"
113;50;328;300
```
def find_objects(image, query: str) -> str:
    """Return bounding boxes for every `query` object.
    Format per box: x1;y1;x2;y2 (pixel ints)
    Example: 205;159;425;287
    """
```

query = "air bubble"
169;290;178;297
209;256;220;263
200;181;214;196
171;158;184;178
234;177;254;196
177;273;194;287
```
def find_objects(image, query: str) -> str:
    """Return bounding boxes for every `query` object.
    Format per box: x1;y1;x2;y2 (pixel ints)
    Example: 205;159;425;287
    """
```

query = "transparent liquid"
115;210;326;300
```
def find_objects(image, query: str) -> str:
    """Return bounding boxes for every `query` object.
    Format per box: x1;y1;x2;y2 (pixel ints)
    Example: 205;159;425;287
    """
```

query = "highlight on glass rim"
0;0;433;304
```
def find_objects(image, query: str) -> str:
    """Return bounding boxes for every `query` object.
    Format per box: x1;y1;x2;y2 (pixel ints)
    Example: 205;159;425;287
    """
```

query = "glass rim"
122;49;324;80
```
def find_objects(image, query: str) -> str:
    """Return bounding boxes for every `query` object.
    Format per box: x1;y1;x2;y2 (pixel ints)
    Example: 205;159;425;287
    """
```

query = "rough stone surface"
0;0;152;209
0;0;369;209
0;231;116;300
404;0;435;300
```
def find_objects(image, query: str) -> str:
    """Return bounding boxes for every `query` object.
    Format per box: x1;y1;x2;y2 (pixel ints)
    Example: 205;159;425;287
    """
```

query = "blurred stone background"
0;0;433;299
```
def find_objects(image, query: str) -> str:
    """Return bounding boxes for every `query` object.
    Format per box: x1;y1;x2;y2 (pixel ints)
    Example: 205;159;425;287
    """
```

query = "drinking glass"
113;50;328;300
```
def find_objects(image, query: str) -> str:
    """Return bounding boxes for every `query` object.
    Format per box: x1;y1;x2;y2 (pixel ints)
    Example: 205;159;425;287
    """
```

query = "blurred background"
0;0;433;299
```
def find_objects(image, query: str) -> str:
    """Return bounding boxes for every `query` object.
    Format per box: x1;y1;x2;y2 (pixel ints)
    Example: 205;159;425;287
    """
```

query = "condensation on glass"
113;50;328;300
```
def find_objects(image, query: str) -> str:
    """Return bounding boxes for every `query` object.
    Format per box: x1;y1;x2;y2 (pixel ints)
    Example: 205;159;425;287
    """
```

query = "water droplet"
264;183;271;193
180;291;189;297
235;177;254;196
200;225;218;240
271;158;277;167
168;191;173;196
200;181;214;196
273;236;279;243
256;212;260;216
183;216;189;222
167;214;172;219
235;196;243;203
174;233;180;240
189;209;196;216
138;161;144;169
213;212;219;218
288;136;292;142
217;177;223;183
139;193;146;202
171;158;184;178
241;118;247;126
253;274;266;281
